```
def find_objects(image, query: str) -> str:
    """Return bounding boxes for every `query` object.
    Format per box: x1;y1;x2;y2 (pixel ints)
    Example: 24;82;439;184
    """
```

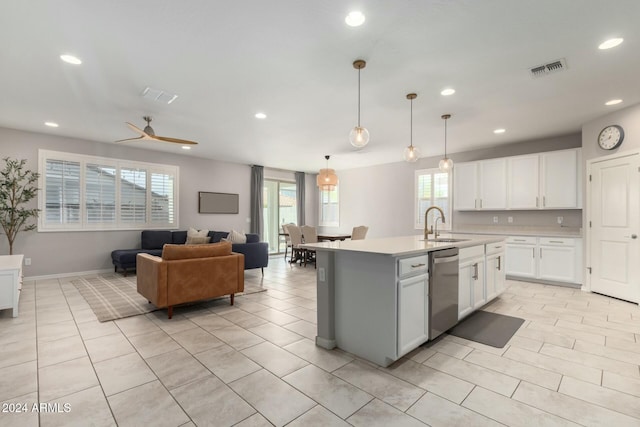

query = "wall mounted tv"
198;192;239;214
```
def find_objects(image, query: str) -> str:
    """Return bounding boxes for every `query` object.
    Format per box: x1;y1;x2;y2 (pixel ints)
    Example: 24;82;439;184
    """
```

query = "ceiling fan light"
403;145;420;162
349;126;370;148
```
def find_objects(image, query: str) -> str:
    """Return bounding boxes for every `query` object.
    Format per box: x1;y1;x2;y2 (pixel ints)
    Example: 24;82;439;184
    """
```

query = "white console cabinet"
506;236;582;285
0;255;24;317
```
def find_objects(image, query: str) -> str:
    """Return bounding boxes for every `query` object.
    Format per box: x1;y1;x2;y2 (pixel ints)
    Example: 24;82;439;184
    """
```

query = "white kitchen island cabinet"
304;234;505;367
0;255;24;317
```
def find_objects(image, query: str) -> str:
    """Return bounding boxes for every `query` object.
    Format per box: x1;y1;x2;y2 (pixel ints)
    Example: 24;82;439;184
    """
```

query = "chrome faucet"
424;206;446;241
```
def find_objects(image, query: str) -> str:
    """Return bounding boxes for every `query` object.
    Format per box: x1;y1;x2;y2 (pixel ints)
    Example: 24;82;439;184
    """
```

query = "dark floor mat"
448;310;525;348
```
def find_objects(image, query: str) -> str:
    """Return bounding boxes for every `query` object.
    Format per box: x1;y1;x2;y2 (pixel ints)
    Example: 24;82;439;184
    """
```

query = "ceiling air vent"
141;86;178;104
529;58;567;78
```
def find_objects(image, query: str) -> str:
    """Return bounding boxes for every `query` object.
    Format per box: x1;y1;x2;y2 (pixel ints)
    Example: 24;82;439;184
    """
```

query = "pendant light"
317;155;338;191
403;93;420;162
438;114;454;171
349;59;369;148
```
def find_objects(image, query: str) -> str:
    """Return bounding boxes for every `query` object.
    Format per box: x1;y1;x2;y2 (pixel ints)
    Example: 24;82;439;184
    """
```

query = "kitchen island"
302;234;506;367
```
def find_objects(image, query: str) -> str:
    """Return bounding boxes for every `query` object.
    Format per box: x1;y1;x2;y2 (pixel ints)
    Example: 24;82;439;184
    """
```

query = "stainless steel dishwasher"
429;248;459;340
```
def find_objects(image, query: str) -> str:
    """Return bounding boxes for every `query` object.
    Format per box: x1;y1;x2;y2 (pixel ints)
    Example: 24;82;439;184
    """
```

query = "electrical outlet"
25;258;31;266
493;216;499;223
557;216;564;224
508;216;513;223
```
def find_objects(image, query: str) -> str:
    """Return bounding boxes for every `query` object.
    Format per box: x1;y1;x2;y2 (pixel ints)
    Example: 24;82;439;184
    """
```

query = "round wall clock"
598;125;624;150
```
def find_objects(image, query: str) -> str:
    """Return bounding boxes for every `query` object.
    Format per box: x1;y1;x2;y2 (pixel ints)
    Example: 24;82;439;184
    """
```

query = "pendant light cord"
410;98;413;148
444;117;448;157
357;68;361;127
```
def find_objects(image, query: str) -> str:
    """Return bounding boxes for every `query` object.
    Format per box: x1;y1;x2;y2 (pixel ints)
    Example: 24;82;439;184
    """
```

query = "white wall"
318;133;582;238
0;127;254;277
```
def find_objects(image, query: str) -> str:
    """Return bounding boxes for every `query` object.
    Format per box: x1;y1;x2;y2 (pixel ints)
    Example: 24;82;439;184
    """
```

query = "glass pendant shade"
403;145;420;162
439;157;453;171
349;126;370;148
317;155;338;191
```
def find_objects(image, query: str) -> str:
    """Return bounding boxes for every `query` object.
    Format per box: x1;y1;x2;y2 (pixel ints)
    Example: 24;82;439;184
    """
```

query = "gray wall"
1;127;308;277
318;133;583;237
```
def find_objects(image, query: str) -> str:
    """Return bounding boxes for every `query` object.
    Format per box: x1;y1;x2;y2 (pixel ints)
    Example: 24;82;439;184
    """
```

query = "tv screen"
198;192;239;214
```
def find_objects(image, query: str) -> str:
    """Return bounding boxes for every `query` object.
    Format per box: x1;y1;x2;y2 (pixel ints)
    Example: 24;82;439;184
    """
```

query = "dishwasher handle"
432;255;459;265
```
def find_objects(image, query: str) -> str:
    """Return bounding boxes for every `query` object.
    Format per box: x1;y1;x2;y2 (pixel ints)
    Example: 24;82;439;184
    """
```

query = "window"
415;168;451;230
39;150;178;231
319;184;339;227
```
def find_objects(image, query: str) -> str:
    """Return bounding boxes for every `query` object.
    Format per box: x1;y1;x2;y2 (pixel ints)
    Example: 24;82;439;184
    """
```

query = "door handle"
497;256;501;271
539;248;542;258
472;263;479;280
532;248;535;258
632;234;638;239
536;196;539;208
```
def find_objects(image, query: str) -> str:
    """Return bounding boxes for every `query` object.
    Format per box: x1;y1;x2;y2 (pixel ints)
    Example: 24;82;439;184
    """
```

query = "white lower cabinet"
459;246;485;320
0;255;24;318
486;243;506;300
397;273;428;356
506;236;582;284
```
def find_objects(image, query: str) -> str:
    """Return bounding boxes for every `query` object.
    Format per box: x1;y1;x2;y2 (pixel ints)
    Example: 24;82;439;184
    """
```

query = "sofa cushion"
172;231;187;244
208;231;229;243
162;241;232;260
188;227;209;238
141;230;172;250
186;236;211;245
225;230;247;243
245;233;259;244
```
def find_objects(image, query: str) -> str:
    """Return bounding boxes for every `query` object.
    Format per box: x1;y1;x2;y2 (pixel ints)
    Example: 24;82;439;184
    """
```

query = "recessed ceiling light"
60;54;82;65
441;88;456;96
345;11;365;27
493;128;506;134
598;38;623;50
181;146;191;150
44;122;59;128
255;112;267;119
605;99;623;106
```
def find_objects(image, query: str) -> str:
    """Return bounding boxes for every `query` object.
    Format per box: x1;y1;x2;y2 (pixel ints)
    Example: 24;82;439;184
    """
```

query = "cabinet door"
486;252;506;300
508;155;539;209
454;162;478;210
398;274;428;356
472;259;486;309
538;246;576;283
505;244;537;278
479;158;507;209
458;260;474;320
541;149;578;208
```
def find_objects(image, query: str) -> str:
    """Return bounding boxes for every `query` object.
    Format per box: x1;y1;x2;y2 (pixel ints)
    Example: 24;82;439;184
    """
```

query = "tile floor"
1;257;640;426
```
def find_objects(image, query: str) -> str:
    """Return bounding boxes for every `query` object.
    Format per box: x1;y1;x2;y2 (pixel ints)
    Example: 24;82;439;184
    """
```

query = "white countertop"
301;234;504;257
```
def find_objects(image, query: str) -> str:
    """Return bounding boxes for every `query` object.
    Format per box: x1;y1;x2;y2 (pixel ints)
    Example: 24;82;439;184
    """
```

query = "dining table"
278;232;351;242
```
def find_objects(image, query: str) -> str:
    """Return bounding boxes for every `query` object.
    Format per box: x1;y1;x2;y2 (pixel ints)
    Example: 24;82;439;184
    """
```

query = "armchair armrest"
136;253;168;307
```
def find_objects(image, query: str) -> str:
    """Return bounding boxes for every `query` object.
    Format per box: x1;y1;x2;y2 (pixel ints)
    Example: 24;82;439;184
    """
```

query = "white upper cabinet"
454;148;581;211
453;162;478;210
508;155;539;209
479;158;507;209
541;149;580;209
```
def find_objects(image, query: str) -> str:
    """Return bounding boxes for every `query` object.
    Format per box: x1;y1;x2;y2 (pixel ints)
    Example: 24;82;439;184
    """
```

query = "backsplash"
453;209;582;229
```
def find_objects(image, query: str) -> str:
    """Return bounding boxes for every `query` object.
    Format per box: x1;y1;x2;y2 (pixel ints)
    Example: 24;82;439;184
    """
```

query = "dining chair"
281;223;295;262
301;225;318;268
286;225;305;266
351;225;369;240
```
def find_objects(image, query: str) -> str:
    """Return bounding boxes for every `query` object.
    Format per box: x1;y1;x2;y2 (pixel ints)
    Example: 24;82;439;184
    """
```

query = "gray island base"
302;234;506;367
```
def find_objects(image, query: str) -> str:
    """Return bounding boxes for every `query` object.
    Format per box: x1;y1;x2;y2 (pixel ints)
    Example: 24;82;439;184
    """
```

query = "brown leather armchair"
136;242;244;319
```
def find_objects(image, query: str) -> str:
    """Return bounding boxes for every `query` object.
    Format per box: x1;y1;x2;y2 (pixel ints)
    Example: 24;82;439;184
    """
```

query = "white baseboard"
24;268;114;282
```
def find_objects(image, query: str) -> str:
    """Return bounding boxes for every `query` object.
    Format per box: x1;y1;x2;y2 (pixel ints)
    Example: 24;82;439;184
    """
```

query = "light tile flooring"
1;257;640;426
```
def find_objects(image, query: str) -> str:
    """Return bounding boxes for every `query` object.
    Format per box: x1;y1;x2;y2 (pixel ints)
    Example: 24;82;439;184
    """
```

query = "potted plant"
0;158;40;255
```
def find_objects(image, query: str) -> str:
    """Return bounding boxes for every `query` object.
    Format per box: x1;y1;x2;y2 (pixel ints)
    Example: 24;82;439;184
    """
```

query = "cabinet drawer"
398;255;428;278
538;237;576;246
486;241;506;255
506;236;537;244
459;245;484;260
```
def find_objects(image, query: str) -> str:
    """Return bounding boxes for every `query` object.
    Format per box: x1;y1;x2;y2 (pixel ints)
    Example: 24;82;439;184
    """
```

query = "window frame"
38;150;179;232
318;183;339;227
414;168;452;230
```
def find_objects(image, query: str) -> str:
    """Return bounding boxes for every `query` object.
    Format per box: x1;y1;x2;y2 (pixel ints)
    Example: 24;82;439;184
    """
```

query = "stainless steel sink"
429;238;469;243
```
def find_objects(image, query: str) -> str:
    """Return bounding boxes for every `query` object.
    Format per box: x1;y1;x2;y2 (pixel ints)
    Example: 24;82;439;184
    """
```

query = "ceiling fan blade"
154;135;199;145
115;136;145;143
126;122;148;136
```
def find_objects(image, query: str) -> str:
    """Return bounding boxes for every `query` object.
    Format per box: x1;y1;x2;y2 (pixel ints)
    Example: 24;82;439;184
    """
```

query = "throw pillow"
187;227;209;238
227;229;247;244
186;236;211;245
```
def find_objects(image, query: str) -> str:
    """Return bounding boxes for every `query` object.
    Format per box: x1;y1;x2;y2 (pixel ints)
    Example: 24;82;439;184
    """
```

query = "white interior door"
590;153;640;303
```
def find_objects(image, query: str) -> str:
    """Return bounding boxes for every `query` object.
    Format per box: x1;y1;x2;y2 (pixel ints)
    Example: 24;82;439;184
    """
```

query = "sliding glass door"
263;180;297;254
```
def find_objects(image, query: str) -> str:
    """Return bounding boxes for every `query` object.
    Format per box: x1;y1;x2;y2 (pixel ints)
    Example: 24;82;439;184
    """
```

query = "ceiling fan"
116;116;198;145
